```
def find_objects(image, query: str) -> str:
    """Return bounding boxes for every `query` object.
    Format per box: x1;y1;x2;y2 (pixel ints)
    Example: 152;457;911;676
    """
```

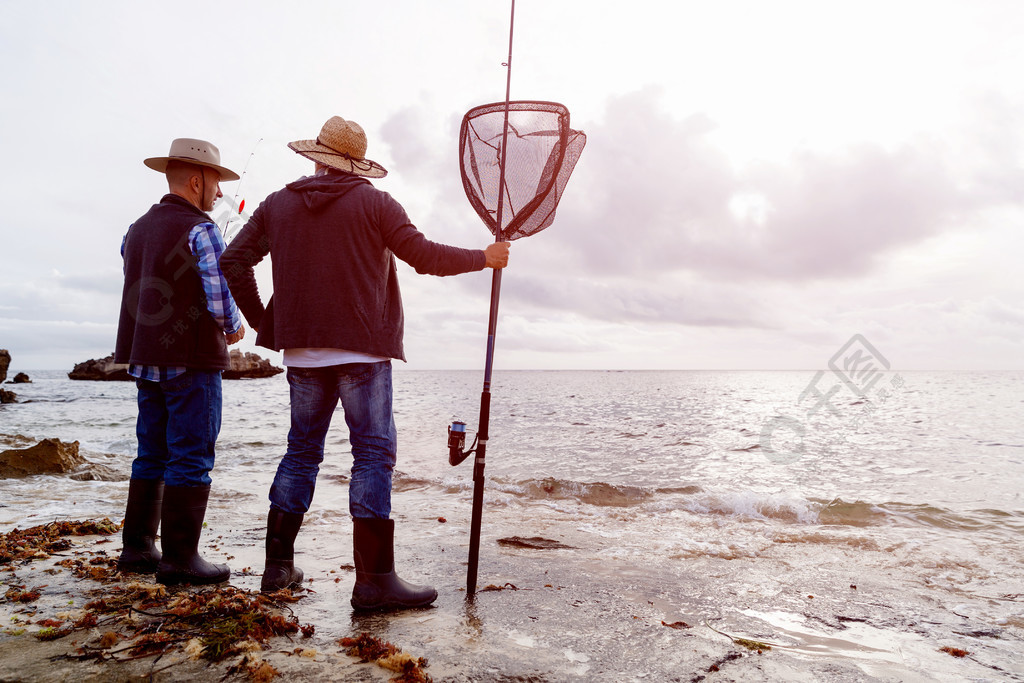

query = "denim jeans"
132;370;223;487
270;361;397;519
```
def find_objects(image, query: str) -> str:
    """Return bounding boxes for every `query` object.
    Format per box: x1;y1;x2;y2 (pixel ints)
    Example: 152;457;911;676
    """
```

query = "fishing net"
460;100;586;241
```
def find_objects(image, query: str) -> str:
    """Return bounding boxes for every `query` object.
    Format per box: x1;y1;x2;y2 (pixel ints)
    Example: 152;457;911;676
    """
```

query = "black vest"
114;194;230;370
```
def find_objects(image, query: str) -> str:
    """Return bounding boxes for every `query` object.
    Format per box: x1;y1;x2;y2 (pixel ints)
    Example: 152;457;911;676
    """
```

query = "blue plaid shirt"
121;221;243;382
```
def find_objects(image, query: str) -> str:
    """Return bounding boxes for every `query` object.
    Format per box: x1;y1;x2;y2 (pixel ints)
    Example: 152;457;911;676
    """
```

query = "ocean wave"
504;477;655;508
423;470;1024;536
817;499;1024;533
682;490;820;524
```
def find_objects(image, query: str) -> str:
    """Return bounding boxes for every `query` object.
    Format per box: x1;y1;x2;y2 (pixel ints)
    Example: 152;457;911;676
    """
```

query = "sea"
1;368;1023;680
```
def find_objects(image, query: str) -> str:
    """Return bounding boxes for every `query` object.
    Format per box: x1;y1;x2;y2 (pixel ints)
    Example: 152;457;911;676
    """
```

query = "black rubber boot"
260;508;304;592
117;478;164;573
351;517;437;611
155;485;230;586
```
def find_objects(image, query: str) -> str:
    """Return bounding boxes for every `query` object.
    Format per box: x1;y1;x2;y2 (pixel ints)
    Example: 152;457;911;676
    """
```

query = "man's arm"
377;194;509;275
220;208;270;331
189;222;245;344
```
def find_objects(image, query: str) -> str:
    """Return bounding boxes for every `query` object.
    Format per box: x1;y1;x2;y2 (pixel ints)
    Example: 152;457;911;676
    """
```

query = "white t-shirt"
282;348;390;367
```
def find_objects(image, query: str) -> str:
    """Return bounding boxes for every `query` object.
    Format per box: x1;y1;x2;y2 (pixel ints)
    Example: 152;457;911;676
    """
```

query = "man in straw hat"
221;116;510;610
115;138;246;586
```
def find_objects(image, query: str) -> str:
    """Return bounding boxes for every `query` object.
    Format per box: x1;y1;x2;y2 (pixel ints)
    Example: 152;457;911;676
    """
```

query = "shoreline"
3;371;1024;681
3;516;1017;682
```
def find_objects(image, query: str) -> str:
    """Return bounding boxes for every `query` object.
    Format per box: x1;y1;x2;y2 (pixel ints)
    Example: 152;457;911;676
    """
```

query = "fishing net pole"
447;0;586;596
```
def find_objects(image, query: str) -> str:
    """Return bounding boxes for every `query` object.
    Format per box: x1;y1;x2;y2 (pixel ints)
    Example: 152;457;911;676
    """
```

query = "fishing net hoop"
460;100;586;241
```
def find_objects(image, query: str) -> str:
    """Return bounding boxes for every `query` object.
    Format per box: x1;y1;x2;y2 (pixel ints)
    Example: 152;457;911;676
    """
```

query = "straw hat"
144;138;240;181
288;116;387;178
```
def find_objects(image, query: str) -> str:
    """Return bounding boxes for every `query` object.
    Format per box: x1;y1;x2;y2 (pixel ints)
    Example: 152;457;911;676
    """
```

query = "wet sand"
3;498;1019;682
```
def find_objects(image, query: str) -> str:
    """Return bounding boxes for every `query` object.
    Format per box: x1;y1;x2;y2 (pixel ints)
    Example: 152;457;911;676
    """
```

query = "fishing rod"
455;0;515;598
448;0;586;597
220;137;262;241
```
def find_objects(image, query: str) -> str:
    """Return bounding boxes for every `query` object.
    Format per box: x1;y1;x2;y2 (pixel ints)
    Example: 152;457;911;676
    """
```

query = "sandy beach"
1;505;1016;682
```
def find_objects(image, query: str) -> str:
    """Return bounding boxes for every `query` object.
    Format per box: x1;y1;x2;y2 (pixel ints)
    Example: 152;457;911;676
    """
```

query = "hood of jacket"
285;171;371;212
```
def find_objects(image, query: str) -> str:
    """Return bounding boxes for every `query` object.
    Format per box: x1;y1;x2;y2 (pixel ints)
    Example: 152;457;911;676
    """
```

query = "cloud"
0;270;121;324
546;88;999;283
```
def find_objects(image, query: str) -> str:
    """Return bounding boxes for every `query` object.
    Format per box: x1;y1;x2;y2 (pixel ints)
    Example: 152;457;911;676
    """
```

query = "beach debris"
2;520;313;675
733;637;772;653
4;586;42;603
0;518;119;563
34;625;73;641
338;633;432;682
437;517;447;523
496;536;577;550
661;620;691;629
703;619;776;653
939;646;970;658
480;582;519;592
225;652;280;681
700;651;741;679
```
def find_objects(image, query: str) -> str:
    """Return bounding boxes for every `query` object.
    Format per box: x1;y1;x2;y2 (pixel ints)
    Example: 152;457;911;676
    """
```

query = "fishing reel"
447;420;477;466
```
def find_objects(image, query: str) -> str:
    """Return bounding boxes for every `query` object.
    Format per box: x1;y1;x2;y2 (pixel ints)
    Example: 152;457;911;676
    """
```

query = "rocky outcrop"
69;351;283;381
222;350;284;380
0;438;122;481
11;373;30;384
0;389;15;404
68;354;132;381
0;439;84;478
0;349;9;383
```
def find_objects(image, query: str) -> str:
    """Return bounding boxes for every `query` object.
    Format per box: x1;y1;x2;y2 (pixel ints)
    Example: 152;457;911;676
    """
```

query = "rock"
68;351;282;381
0;438;124;481
0;388;16;404
0;349;9;383
12;372;30;384
68;354;132;381
0;438;85;478
222;350;284;380
68;464;124;482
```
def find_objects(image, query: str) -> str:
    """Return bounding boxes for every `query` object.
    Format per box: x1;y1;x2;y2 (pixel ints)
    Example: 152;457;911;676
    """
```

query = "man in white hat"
115;138;246;586
221;116;510;610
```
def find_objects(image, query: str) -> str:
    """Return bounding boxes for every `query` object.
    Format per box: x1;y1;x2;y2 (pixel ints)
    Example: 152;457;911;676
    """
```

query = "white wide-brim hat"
144;138;240;181
288;116;387;178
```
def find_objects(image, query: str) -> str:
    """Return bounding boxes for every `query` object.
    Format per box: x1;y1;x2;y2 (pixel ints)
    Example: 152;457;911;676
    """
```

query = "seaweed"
225;652;280;681
939;646;970;658
339;633;432;683
4;586;42;603
35;625;73;641
0;519;119;564
496;536;577;550
661;620;691;629
480;582;519;592
733;637;772;653
704;619;776;653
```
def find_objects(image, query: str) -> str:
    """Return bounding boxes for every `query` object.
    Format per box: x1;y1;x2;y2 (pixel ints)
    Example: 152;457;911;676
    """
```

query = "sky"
1;0;1023;372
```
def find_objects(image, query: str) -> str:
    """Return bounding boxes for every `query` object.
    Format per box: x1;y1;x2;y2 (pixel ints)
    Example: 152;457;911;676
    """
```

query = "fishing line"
222;137;262;240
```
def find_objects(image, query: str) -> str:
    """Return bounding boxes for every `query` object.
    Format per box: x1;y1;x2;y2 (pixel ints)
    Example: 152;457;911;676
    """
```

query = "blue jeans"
132;370;223;487
270;362;397;519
